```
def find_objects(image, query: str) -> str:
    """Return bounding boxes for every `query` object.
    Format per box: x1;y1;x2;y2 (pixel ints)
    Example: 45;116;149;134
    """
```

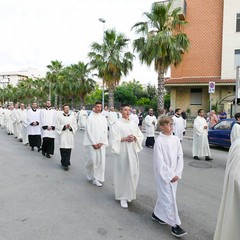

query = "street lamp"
99;18;106;109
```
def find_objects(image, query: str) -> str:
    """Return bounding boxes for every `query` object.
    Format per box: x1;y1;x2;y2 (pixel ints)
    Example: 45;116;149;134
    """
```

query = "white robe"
213;137;240;240
5;109;14;134
130;113;139;125
145;115;157;137
192;116;211;157
11;108;18;137
83;112;108;182
77;110;88;130
56;113;77;148
40;108;57;139
27;109;41;135
16;109;24;139
230;122;240;144
153;133;184;226
111;118;143;200
108;111;118;126
21;109;29;144
172;115;185;141
0;107;4;127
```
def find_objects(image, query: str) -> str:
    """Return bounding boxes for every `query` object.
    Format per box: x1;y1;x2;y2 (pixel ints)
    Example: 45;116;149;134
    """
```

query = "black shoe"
171;225;187;238
205;156;213;161
38;147;41;152
63;166;69;171
193;156;200;160
42;151;46;156
151;213;167;225
31;147;34;151
46;154;51;158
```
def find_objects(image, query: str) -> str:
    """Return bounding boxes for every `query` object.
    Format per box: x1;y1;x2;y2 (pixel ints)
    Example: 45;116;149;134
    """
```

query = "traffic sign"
209;81;215;93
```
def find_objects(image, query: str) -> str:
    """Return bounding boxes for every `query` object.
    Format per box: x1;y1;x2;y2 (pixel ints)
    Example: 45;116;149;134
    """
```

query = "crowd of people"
1;101;240;239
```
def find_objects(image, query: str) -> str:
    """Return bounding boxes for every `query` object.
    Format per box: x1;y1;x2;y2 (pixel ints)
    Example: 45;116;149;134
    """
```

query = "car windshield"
213;120;233;130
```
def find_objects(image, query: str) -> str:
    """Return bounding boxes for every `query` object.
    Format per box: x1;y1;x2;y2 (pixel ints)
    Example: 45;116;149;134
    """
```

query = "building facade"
165;0;240;117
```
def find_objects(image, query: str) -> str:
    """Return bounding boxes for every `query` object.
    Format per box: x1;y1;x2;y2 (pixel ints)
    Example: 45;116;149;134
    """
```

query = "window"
190;88;202;105
234;49;240;68
237;13;240;32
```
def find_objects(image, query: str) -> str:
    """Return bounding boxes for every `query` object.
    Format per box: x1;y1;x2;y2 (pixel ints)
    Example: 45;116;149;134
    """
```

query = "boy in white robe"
152;116;187;238
213;137;240;240
56;104;77;171
111;104;144;209
83;101;108;187
230;112;240;144
192;109;212;161
172;108;185;141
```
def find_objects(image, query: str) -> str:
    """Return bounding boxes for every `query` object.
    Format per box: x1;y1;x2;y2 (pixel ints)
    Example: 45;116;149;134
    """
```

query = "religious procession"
1;98;240;240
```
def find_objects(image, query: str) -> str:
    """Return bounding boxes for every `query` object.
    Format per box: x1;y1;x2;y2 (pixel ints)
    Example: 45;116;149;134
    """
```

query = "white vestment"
192;116;211;157
130;113;139;125
5;109;14;134
145;115;157;137
172;115;185;141
111;118;143;200
11;108;18;137
27;108;41;135
83;113;108;182
153;133;184;226
77;110;88;130
108;111;118;126
40;108;57;138
230;122;240;144
20;109;29;144
213;137;240;240
16;109;25;139
0;107;4;127
56;113;77;148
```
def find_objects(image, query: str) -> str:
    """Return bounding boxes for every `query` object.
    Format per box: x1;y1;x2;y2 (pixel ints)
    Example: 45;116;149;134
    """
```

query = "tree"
88;29;134;107
132;1;190;111
46;60;64;108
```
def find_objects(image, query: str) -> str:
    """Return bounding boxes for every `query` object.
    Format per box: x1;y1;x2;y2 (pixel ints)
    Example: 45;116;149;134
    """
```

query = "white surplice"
172;115;185;141
153;133;184;227
40;108;57;138
192;116;211;157
230;122;240;144
213;137;240;240
55;113;77;148
130;113;139;125
27;108;41;135
110;118;144;200
145;115;157;137
83;112;108;182
77;110;88;130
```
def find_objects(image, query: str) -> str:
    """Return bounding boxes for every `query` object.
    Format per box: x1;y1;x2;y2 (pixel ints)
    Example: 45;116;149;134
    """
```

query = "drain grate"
188;161;212;168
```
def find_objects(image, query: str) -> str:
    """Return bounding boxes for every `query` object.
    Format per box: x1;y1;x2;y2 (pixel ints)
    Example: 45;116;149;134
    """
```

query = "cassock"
27;108;41;150
145;114;157;147
192;116;211;157
83;112;108;182
56;113;77;167
213;137;240;240
230;122;240;144
77;109;88;130
111;118;143;200
5;109;14;135
172;115;185;141
153;133;184;226
40;108;57;155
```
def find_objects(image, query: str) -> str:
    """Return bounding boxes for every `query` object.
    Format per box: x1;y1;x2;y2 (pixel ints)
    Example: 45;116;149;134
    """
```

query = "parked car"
208;119;236;148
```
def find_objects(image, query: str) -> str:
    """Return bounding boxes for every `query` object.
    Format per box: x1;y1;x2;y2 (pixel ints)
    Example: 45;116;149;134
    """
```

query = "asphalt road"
0;128;229;240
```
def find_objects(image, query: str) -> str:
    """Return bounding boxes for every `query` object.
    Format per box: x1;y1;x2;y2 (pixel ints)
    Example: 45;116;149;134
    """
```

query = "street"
0;128;228;240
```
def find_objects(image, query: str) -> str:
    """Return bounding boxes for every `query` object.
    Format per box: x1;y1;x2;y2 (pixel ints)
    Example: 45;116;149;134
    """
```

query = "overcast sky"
0;0;168;85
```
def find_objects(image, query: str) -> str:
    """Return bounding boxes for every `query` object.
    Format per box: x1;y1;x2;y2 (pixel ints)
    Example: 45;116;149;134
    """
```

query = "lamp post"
99;18;106;109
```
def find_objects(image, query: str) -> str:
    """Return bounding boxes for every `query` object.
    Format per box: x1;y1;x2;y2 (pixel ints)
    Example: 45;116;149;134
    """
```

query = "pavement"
0;127;228;240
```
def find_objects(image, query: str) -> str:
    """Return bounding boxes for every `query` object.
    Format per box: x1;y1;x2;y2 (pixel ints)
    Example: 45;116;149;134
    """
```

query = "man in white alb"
172;108;185;142
145;108;157;148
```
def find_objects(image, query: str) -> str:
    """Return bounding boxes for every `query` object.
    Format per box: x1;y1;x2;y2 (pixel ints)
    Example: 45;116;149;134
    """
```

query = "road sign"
209;81;215;93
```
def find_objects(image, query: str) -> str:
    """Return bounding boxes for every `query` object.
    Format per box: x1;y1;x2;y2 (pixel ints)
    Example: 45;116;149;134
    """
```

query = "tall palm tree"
46;60;64;108
88;29;134;107
132;1;190;111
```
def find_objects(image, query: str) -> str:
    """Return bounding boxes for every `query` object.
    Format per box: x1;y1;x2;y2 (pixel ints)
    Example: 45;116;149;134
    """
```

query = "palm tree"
132;1;190;111
67;62;96;108
46;60;64;108
88;29;134;107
